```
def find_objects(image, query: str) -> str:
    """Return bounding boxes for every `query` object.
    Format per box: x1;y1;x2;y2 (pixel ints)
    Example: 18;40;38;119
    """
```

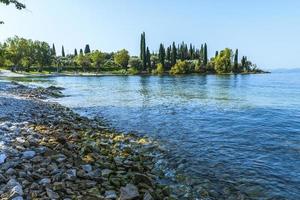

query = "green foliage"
158;43;165;67
114;49;130;69
127;67;139;75
171;42;177;66
61;46;65;57
140;32;146;70
170;60;191;75
214;48;233;74
129;57;142;71
84;44;91;54
90;50;105;70
233;49;239;73
75;54;91;71
152;63;164;75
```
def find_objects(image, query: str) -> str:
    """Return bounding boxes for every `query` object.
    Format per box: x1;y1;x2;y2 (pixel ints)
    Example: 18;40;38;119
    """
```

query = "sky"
1;0;300;69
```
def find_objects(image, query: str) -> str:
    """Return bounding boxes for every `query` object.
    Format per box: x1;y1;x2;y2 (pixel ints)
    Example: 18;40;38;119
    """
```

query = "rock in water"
120;184;139;200
22;150;36;159
0;153;7;164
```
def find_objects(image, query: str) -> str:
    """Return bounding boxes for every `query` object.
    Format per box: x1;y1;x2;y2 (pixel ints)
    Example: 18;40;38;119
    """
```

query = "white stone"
0;153;7;164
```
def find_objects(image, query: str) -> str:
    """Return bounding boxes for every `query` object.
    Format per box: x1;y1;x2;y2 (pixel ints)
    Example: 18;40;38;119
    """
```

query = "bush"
128;57;142;71
152;63;164;75
170;60;190;75
127;67;139;75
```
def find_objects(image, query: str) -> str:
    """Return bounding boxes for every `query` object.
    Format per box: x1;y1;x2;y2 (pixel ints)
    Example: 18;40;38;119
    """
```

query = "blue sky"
0;0;300;69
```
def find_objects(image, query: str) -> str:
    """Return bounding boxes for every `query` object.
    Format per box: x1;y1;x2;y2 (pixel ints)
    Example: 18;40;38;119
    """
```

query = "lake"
3;72;300;199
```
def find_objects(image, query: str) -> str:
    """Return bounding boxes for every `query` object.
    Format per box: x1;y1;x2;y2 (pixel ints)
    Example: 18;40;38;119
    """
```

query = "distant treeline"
0;33;263;75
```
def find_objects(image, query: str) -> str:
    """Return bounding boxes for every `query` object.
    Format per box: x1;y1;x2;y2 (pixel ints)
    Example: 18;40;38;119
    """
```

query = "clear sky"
1;0;300;69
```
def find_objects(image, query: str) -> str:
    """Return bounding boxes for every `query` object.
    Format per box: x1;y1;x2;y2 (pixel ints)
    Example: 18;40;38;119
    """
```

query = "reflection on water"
3;73;300;199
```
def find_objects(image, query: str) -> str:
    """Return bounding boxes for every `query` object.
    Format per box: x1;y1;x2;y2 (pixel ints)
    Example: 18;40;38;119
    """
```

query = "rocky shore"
0;82;176;200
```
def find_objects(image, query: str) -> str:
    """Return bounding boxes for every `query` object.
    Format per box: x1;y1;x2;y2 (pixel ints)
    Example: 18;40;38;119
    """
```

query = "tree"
233;49;239;73
114;49;130;69
140;32;146;70
129;57;142;70
61;46;65;57
214;48;232;74
171;42;177;66
0;0;26;24
84;44;91;54
146;47;151;72
170;60;190;74
158;43;165;68
74;49;78;56
90;50;105;71
155;63;164;75
79;49;83;55
75;54;91;72
203;43;208;66
51;44;56;56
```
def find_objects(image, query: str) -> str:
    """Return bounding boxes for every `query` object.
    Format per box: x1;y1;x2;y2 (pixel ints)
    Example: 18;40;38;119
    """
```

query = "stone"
65;169;77;180
105;190;117;199
9;182;23;199
39;178;51;186
143;192;154;200
81;164;92;173
87;187;103;198
120;184;139;200
46;188;60;199
102;169;112;177
0;153;7;164
22;150;36;159
134;173;153;187
53;182;65;191
6;168;16;176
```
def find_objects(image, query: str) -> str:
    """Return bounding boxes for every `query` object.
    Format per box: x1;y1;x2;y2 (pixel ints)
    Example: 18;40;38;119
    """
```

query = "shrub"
170;60;190;75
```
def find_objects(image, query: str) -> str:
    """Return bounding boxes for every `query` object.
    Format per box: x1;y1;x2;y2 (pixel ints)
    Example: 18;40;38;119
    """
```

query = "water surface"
3;73;300;199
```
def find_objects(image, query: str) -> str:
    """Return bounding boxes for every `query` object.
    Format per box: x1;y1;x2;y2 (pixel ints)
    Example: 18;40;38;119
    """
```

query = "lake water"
3;72;300;199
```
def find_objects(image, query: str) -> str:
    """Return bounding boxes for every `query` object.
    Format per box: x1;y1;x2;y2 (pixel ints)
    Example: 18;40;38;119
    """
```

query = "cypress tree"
158;43;165;67
166;46;171;61
74;49;78;56
233;49;239;73
61;46;65;57
84;44;91;54
52;44;56;56
146;47;151;72
203;43;208;66
79;49;83;55
215;51;219;57
140;32;146;70
171;42;177;66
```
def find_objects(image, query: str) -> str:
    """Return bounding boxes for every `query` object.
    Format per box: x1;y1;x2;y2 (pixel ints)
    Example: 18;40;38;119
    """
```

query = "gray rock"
102;169;112;177
81;164;92;173
11;197;23;200
0;153;7;164
6;168;16;176
120;184;139;200
22;150;36;159
143;192;154;200
46;188;60;199
65;169;77;180
39;178;51;186
105;190;117;199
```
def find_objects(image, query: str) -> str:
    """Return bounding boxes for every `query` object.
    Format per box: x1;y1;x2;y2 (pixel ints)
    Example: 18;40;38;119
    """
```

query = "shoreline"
0;69;270;78
0;82;179;199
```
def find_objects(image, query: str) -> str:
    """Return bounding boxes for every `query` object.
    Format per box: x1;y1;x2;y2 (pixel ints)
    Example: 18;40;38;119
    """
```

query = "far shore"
0;69;270;78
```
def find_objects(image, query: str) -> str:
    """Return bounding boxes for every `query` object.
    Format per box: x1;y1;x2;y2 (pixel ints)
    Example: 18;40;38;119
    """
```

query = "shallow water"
2;72;300;199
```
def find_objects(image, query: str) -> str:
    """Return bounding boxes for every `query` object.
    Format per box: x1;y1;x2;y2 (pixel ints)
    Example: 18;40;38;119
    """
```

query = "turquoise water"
3;72;300;199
